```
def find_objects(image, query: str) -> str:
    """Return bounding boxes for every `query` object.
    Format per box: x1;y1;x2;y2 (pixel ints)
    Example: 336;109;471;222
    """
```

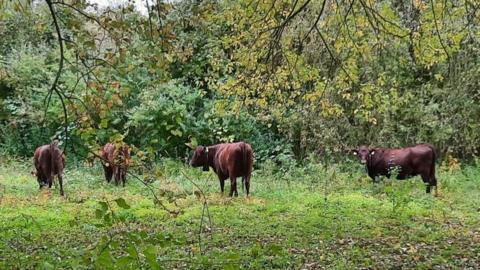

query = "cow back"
214;142;253;178
368;145;435;177
102;143;116;164
34;143;64;177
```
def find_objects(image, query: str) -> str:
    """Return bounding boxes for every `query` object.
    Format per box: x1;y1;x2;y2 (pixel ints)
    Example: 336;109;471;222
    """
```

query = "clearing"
1;158;479;269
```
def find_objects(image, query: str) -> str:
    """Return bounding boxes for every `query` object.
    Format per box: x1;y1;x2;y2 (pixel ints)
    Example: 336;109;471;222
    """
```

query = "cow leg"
432;176;438;196
122;169;126;187
245;176;251;196
241;177;245;193
234;180;239;197
47;175;53;188
37;178;45;189
421;174;432;193
36;173;45;189
229;176;238;197
58;174;64;196
103;165;112;183
219;178;225;194
114;169;120;186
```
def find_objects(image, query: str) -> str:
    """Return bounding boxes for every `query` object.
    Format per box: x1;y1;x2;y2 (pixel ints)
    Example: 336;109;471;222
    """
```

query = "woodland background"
1;0;479;164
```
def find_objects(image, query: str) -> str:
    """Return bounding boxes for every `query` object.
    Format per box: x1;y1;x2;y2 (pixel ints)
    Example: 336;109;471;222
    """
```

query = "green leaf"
103;213;111;224
96;249;114;269
110;240;119;249
116;256;134;269
268;244;283;256
95;209;104;219
99;201;108;211
170;129;183;137
100;118;108;128
40;261;55;270
126;243;137;258
226;252;240;261
144;245;159;270
114;198;131;209
223;264;239;270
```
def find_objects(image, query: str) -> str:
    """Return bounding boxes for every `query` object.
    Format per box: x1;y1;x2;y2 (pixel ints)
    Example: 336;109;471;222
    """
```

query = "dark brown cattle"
353;144;437;194
190;142;253;197
101;143;131;187
33;141;65;196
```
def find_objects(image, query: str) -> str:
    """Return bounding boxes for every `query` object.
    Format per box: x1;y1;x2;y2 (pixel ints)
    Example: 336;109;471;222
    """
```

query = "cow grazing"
33;140;65;196
101;143;131;187
190;142;253;197
353;144;438;194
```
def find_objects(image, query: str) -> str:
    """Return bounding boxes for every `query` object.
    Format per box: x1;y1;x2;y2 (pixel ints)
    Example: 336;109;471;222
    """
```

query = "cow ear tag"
353;151;357;156
203;147;209;171
370;151;375;156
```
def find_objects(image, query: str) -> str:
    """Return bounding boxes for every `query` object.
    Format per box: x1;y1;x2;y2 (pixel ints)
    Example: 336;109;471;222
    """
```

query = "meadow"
1;157;480;269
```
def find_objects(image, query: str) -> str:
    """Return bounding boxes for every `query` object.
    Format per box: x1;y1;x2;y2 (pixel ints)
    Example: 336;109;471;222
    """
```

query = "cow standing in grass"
33;140;65;196
101;143;131;187
190;142;253;196
353;144;438;194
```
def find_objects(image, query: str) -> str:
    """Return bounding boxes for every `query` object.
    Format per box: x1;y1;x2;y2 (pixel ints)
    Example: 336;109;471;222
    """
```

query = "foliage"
0;0;479;161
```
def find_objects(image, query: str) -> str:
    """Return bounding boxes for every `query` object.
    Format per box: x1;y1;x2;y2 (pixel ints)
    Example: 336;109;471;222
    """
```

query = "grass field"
1;157;480;269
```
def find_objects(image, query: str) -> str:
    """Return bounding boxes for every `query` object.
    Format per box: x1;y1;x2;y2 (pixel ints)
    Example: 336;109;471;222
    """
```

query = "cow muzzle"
361;159;367;164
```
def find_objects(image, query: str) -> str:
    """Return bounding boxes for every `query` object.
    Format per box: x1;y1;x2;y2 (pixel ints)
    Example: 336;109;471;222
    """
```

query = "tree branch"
45;0;69;153
430;0;451;64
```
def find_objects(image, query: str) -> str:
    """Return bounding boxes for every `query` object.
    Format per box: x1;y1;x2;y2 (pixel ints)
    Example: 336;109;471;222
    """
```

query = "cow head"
352;145;375;164
190;146;209;171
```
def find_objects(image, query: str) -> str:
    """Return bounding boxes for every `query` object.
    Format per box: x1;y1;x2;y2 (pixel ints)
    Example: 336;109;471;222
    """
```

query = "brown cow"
353;144;437;194
33;140;65;196
101;143;131;187
190;142;253;196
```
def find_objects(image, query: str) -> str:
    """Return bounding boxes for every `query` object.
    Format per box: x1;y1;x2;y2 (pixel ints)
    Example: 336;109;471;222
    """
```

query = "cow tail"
50;141;56;178
241;142;248;192
429;145;437;187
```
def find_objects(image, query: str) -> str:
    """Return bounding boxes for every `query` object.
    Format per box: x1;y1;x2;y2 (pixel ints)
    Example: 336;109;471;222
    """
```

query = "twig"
430;0;451;67
145;0;154;39
128;172;180;215
45;0;69;153
52;1;111;33
180;170;214;255
314;25;354;83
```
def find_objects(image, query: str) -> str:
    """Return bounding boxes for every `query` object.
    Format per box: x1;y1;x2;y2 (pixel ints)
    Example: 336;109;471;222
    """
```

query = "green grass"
1;157;480;269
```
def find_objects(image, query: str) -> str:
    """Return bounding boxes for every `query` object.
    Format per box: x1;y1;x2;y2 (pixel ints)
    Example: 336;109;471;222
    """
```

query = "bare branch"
301;0;327;45
314;24;354;83
52;1;110;33
430;0;451;65
45;0;69;152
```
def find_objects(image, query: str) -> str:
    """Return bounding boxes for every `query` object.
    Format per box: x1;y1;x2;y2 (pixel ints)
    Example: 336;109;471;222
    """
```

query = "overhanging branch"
45;0;69;152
